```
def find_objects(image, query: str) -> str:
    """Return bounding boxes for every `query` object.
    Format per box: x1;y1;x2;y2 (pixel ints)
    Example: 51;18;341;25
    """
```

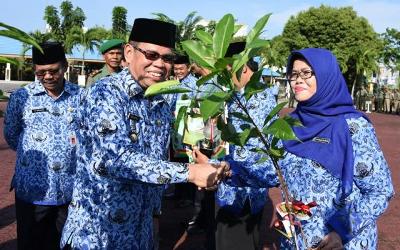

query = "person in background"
166;54;199;209
60;18;229;250
393;88;400;114
383;87;392;113
4;41;81;250
376;87;384;112
86;39;124;87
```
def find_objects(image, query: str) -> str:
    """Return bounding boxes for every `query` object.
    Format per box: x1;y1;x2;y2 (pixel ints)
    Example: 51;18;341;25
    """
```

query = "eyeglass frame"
287;69;314;82
131;44;176;64
34;67;64;78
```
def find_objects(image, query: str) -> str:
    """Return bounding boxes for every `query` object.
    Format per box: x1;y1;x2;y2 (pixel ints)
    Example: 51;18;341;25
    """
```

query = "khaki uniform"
383;90;392;113
393;91;400;114
86;65;121;88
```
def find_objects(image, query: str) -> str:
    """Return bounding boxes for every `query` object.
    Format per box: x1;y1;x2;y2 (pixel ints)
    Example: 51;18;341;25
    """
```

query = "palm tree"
179;11;204;41
152;11;203;52
65;26;109;74
0;22;42;66
350;48;379;97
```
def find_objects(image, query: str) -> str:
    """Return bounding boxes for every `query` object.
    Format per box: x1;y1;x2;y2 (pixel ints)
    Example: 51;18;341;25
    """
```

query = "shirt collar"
122;68;167;109
29;80;46;95
122;69;144;98
29;80;79;97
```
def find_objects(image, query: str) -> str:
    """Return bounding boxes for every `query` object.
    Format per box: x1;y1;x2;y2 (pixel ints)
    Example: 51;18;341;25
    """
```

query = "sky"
2;0;400;39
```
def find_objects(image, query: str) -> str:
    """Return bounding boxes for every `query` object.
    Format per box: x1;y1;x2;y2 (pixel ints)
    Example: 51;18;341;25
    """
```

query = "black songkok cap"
129;18;177;48
174;54;190;64
32;41;66;65
225;41;246;57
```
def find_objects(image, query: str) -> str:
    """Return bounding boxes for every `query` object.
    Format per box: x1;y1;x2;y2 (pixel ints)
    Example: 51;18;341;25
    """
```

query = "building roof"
0;36;104;62
262;68;280;77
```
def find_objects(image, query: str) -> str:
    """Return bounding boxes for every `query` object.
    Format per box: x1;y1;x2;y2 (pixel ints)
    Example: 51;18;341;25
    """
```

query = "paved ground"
0;100;399;250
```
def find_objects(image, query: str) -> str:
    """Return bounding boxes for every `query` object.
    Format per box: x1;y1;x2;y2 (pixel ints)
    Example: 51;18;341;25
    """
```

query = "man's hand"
192;147;209;164
314;231;343;250
187;161;231;188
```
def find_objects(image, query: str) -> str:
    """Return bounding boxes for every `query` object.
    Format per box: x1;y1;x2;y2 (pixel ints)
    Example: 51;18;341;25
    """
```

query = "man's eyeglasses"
133;46;176;64
35;68;62;77
287;69;314;82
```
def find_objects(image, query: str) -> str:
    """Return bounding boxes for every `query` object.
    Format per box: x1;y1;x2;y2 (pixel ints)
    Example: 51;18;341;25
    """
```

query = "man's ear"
242;65;248;74
124;43;134;61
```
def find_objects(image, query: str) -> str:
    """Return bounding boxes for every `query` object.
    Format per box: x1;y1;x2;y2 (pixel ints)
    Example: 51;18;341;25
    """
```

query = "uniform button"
129;131;138;142
32;131;47;142
109;209;129;224
21;156;28;167
93;162;108;176
156;120;162;126
157;176;171;184
51;162;62;171
52;107;61;116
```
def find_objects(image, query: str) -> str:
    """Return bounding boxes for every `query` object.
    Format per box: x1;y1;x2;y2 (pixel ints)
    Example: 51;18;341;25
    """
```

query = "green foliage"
381;28;400;71
0;89;9;103
152;11;204;53
199;91;231;120
65;26;109;73
0;22;42;66
263;118;299;141
272;5;381;92
144;80;192;97
38;1;110;73
145;13;300;151
112;6;128;40
145;15;303;245
213;14;234;58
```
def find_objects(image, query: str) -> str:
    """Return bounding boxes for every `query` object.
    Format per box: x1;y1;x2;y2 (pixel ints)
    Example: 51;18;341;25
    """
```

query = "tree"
43;0;86;45
152;11;204;52
276;5;382;93
60;1;86;35
261;35;289;77
381;28;400;71
0;22;42;66
65;26;109;74
112;6;128;40
44;5;62;40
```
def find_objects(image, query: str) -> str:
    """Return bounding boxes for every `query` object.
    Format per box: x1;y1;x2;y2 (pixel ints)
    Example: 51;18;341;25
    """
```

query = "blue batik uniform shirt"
4;80;81;205
217;87;279;215
165;73;198;112
61;69;189;250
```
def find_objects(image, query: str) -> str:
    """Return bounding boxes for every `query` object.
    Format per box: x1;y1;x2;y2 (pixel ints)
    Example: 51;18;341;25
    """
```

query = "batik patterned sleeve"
224;89;279;188
83;85;188;185
328;117;394;243
4;89;27;150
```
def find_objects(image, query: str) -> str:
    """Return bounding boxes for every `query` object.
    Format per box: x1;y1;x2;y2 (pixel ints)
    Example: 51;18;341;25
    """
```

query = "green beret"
99;39;125;54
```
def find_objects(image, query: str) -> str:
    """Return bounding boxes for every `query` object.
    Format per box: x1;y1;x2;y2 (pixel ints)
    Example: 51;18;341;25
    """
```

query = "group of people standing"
355;85;400;114
3;17;394;250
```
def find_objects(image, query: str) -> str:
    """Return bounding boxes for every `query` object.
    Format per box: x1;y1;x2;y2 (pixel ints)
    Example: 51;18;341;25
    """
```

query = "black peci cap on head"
32;41;66;65
129;18;177;48
225;41;246;57
174;54;190;64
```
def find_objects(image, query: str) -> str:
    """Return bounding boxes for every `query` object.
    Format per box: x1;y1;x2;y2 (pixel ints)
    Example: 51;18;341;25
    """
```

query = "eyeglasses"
287;69;314;82
133;46;176;64
35;67;62;77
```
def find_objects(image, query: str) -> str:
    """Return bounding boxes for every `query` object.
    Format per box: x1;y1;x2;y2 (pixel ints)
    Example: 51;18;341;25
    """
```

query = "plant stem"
232;94;302;249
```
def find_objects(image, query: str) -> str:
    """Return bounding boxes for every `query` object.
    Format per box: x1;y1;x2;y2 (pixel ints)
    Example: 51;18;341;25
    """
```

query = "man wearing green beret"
86;39;124;87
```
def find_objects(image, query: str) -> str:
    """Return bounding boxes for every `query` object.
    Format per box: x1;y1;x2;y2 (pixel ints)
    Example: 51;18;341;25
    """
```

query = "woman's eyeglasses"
133;46;176;64
287;69;314;82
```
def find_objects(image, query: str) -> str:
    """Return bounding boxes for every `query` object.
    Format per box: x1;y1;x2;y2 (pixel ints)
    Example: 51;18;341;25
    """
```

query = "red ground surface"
0;101;399;250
